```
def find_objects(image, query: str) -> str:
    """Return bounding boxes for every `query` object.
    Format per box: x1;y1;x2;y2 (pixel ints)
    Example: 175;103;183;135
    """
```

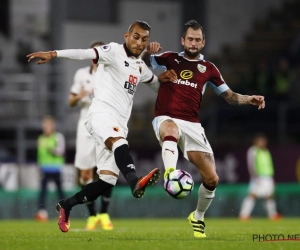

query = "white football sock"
162;140;178;170
194;184;215;221
239;196;255;217
265;199;277;217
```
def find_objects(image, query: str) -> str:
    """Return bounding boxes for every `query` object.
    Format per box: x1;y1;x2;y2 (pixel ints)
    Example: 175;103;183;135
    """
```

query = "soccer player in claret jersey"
142;20;265;238
27;20;171;233
69;40;113;231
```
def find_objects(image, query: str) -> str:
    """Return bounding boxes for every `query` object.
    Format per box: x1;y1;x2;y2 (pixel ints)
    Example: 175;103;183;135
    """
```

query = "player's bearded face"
125;26;150;57
184;46;202;59
182;28;205;59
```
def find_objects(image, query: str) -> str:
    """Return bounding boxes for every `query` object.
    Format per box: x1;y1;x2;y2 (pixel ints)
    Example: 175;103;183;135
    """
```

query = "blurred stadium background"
0;0;299;219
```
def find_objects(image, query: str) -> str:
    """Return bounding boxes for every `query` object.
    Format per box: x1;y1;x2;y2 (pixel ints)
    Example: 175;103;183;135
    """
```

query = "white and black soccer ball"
164;169;194;199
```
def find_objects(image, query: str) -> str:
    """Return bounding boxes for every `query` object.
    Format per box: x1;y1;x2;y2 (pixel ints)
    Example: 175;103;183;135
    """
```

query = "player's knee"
79;176;93;186
99;174;118;186
80;169;93;180
204;175;219;188
162;127;179;140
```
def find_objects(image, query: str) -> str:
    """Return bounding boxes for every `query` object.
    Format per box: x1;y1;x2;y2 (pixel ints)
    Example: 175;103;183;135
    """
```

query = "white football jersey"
88;42;157;125
70;66;101;120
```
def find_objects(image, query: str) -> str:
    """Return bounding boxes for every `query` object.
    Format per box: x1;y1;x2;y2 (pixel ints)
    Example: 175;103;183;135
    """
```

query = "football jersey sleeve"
70;69;82;94
207;63;229;95
92;42;116;65
150;52;172;69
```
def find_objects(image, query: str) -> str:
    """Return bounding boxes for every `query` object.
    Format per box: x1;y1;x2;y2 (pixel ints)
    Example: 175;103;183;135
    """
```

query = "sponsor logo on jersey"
175;70;197;88
100;45;111;52
197;64;206;73
124;61;129;67
174;79;198;88
139;66;142;73
113;126;120;132
180;70;193;80
124;74;138;95
174;59;181;64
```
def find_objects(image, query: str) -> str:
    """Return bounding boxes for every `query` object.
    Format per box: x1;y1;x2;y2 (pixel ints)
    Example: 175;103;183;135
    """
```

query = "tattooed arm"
220;89;265;109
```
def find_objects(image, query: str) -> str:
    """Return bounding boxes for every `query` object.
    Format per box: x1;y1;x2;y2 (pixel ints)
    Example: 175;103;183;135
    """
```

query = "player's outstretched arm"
27;51;57;64
142;41;162;67
27;49;97;64
220;89;265;109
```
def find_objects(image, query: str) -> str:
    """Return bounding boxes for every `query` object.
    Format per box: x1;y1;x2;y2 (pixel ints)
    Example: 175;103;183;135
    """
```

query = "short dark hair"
90;40;105;48
128;20;151;33
183;20;205;39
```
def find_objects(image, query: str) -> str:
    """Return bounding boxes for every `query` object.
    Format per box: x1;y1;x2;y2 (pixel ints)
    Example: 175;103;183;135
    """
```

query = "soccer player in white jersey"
27;20;169;233
142;20;265;238
69;40;114;230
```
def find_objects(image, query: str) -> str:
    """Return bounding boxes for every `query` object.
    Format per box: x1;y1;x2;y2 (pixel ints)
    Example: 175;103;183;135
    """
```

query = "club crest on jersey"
197;64;206;73
139;66;142;73
100;45;111;52
113;126;120;132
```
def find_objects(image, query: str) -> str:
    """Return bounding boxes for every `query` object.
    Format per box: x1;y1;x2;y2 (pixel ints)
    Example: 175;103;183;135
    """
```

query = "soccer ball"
164;169;194;199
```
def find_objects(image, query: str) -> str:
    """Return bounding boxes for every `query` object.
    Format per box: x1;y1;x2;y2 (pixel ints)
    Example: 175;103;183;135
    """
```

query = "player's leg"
239;192;256;220
158;119;179;178
79;168;99;230
98;184;113;230
106;136;160;198
263;177;282;220
53;171;65;200
56;170;116;232
177;120;217;238
36;171;49;221
186;151;218;238
74;125;99;230
188;151;218;217
56;113;118;233
266;195;282;220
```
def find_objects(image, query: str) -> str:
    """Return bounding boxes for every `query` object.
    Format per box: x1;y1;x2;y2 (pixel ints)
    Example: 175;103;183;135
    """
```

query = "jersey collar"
123;43;138;58
179;51;204;61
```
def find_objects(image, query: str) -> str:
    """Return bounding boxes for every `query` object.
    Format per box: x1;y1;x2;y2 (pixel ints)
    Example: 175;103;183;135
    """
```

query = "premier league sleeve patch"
100;45;111;52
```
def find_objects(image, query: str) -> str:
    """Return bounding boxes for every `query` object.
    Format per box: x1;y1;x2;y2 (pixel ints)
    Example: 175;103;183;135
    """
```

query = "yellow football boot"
164;167;175;179
85;215;98;230
98;213;113;230
187;212;206;238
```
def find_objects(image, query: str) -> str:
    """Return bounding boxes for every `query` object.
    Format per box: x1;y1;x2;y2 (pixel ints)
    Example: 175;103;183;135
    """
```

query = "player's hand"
158;69;177;83
27;51;57;64
78;88;89;99
146;42;162;54
249;95;265;109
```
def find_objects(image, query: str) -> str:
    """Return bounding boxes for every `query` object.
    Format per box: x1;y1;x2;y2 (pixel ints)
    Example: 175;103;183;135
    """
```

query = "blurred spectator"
289;63;300;105
35;115;65;221
272;57;295;103
249;58;273;98
239;133;282;221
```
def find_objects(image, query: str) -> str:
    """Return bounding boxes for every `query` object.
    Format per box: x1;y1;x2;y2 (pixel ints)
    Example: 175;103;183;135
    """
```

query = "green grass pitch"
0;218;299;250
